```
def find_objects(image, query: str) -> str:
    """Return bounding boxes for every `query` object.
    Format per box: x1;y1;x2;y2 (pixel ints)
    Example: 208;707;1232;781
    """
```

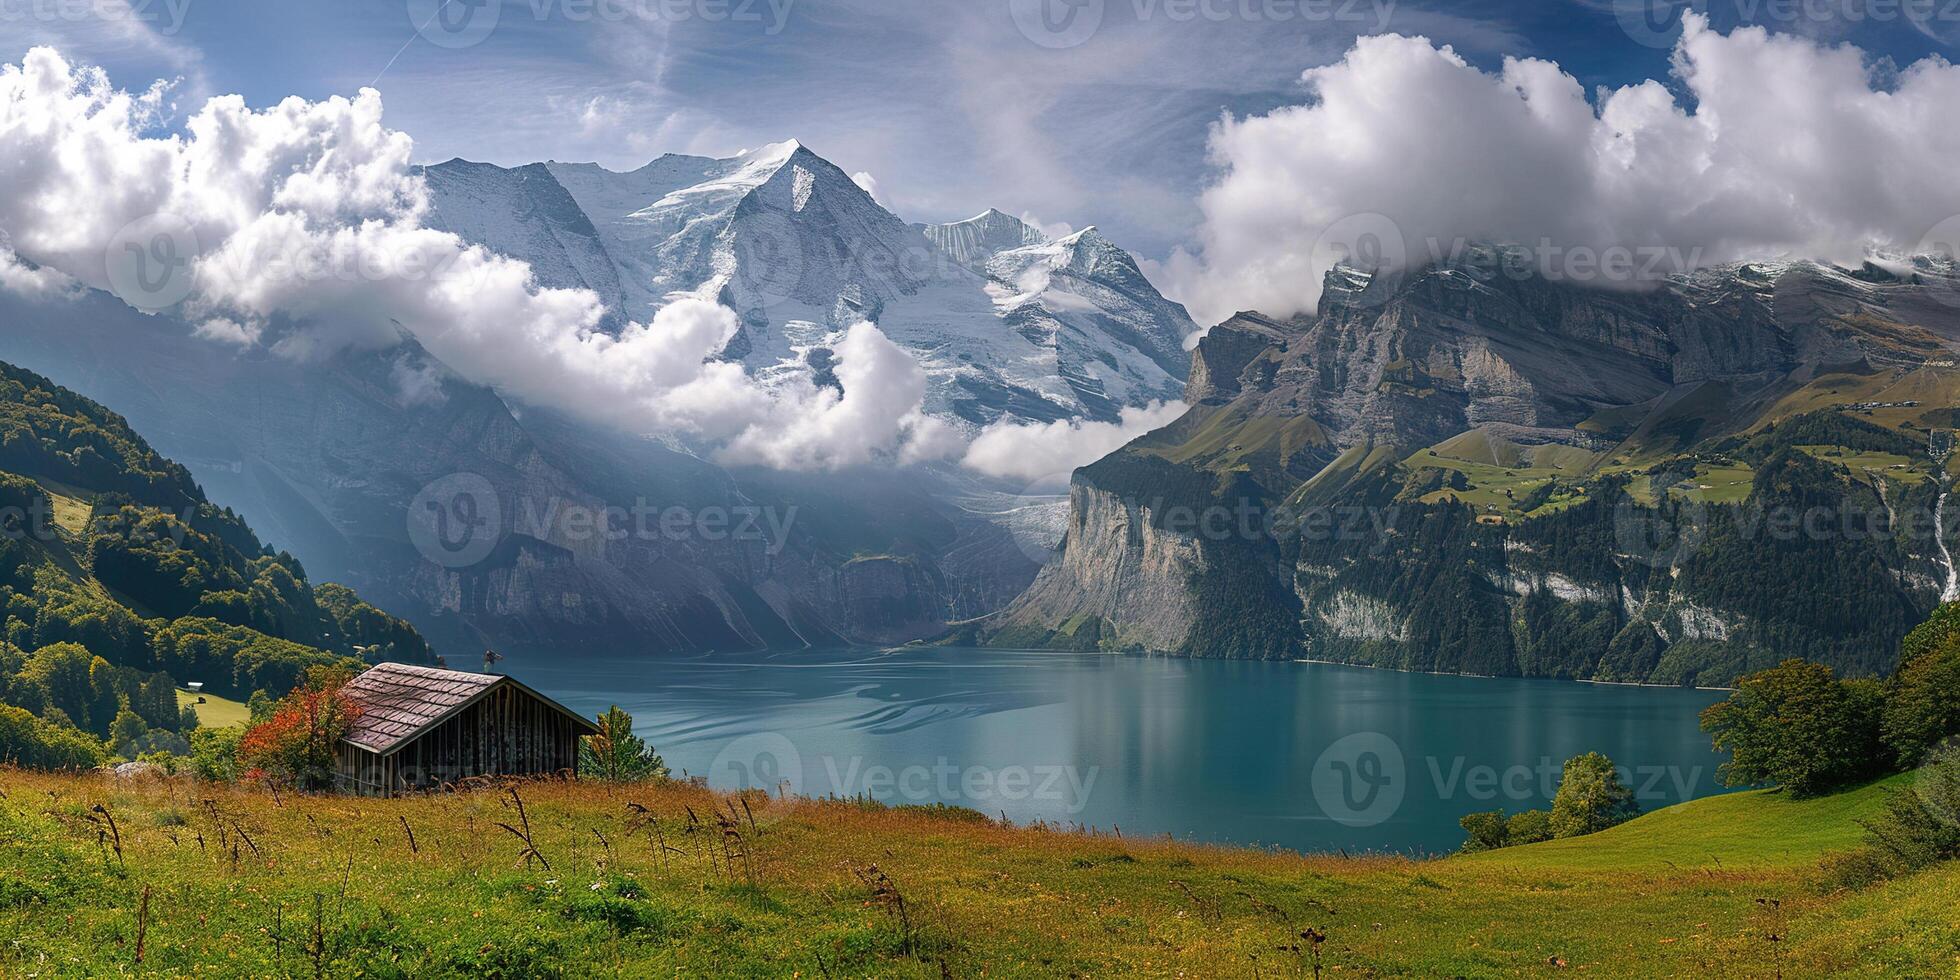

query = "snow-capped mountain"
919;208;1048;272
418;142;1194;428
973;223;1195;422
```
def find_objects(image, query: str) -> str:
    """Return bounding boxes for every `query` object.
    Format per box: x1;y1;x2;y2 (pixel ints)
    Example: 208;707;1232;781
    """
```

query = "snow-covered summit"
919;209;1049;272
419;141;1194;429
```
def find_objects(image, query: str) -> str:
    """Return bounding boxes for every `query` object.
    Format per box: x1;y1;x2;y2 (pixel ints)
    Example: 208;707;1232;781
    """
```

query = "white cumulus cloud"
1165;15;1960;324
962;400;1188;488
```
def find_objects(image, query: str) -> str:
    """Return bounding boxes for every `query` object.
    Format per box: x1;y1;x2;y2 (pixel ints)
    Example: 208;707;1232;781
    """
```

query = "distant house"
333;662;599;797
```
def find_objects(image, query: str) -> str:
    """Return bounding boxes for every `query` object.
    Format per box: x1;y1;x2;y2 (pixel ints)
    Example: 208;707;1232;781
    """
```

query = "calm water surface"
503;647;1729;855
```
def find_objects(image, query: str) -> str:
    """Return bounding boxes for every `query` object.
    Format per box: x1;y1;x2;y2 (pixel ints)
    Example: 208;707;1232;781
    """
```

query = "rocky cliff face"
989;253;1960;684
990;480;1206;651
1184;312;1291;404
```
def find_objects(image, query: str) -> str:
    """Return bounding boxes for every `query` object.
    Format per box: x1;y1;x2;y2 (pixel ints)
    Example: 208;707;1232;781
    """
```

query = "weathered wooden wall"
335;683;584;797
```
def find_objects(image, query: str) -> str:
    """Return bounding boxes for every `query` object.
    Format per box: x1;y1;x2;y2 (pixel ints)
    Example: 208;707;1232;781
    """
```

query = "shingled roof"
340;662;595;756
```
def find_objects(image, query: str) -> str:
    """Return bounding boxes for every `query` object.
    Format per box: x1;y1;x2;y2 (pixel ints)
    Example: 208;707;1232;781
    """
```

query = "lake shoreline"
1294;656;1737;692
948;647;1740;692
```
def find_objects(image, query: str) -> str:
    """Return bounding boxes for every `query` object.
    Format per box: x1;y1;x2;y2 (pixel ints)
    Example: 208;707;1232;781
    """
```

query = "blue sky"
11;0;1956;257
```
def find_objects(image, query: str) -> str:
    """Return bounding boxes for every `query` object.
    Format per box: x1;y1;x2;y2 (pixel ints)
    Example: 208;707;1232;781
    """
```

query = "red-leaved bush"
238;666;362;791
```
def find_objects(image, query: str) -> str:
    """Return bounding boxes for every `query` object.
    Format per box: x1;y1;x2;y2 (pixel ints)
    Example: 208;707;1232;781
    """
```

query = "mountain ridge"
420;140;1195;429
982;251;1960;684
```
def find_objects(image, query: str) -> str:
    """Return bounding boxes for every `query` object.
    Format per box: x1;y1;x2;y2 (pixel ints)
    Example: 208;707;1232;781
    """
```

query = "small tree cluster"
1458;807;1553;852
1458;752;1638;851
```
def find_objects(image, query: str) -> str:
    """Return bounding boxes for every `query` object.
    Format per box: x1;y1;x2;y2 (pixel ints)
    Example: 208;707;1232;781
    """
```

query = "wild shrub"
237;666;360;790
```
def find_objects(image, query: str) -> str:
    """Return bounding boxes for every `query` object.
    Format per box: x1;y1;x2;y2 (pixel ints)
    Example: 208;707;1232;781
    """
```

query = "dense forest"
0;361;430;768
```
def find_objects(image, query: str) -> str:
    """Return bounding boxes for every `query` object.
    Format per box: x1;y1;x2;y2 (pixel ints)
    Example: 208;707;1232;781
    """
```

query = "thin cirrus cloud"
1162;14;1960;325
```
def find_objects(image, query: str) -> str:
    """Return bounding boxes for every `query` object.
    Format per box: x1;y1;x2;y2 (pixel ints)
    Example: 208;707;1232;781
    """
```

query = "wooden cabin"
333;662;599;797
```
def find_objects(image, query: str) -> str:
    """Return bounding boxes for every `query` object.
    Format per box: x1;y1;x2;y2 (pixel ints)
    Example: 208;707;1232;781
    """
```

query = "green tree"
246;689;275;725
1701;659;1885;797
1549;752;1640;838
1862;748;1960;874
108;705;149;755
0;703;105;769
1883;603;1960;767
578;706;670;783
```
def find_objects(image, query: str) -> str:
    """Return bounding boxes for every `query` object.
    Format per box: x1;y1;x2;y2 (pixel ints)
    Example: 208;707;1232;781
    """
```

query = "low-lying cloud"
962;400;1188;488
1165;15;1960;325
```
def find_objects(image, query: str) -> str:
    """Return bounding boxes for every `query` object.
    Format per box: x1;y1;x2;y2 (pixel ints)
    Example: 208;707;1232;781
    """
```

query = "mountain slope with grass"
988;253;1960;684
0;762;1950;977
0;359;429;765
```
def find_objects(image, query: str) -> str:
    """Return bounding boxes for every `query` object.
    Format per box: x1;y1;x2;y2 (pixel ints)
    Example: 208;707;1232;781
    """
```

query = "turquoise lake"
503;647;1731;855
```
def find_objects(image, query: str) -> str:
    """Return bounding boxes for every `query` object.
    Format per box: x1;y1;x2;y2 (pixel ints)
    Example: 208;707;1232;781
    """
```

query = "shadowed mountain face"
986;252;1960;686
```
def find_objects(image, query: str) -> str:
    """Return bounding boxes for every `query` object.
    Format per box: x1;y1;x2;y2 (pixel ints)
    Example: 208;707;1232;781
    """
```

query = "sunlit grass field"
1;766;1953;977
174;689;252;730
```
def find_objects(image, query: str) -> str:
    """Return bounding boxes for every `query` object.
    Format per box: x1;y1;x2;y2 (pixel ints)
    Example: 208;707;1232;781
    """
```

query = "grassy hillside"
0;766;1950;977
1460;775;1906;873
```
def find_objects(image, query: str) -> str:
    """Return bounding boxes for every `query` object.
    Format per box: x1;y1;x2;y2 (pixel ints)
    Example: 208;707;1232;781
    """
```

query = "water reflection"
503;648;1729;855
